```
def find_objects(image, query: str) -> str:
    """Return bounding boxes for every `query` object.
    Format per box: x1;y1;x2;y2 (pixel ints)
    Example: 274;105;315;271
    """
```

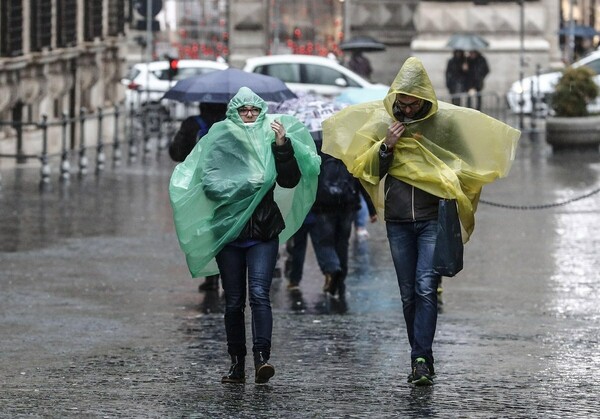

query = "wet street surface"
1;135;599;418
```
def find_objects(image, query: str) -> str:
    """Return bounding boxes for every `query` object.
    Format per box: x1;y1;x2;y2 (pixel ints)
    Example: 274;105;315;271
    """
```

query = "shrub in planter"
546;66;600;152
550;66;598;117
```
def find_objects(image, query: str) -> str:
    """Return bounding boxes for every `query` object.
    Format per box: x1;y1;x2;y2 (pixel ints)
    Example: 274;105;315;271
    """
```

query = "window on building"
268;0;343;56
84;2;103;41
108;0;126;37
0;0;24;57
57;0;78;48
31;0;52;52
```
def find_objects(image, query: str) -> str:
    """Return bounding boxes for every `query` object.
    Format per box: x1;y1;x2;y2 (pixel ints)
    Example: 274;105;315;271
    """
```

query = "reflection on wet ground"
1;139;600;417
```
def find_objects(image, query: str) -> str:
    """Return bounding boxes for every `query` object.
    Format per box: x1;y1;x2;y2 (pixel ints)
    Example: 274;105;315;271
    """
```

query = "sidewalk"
1;138;599;418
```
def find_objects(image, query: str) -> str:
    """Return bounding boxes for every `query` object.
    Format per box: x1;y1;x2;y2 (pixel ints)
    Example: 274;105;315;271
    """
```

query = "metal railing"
0;101;180;189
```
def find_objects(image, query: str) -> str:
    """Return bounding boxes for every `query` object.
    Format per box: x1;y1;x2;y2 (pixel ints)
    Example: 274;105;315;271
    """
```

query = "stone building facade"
0;0;127;167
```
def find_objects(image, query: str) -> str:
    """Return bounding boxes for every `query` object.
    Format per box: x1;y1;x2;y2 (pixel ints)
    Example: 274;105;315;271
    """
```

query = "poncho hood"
169;87;320;277
322;57;520;241
383;56;438;122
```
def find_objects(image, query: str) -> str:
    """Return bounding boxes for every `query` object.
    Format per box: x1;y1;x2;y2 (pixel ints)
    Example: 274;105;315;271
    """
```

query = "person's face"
395;94;424;118
237;105;261;123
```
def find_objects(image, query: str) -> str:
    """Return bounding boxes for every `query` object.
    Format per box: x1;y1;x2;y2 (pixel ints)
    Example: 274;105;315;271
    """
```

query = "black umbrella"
339;36;386;52
162;68;297;103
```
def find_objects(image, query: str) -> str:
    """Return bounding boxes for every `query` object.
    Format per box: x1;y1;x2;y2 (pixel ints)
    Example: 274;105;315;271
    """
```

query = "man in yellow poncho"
169;87;320;384
322;57;520;385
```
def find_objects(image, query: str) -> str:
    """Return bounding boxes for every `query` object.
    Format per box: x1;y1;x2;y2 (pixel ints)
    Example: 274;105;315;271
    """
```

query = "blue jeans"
354;195;368;229
215;239;279;357
386;220;440;365
311;211;354;280
286;220;315;285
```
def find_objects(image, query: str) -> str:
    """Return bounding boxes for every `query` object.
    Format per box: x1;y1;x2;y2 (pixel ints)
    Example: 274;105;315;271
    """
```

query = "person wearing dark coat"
445;50;468;106
466;50;490;111
348;51;373;80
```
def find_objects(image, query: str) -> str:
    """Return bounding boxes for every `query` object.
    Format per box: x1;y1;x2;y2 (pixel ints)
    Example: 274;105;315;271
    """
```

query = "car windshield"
255;63;301;83
304;64;361;87
582;58;600;74
124;67;141;81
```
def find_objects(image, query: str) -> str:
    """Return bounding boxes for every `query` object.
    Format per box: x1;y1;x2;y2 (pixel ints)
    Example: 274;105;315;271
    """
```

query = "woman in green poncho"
322;57;520;386
169;87;320;384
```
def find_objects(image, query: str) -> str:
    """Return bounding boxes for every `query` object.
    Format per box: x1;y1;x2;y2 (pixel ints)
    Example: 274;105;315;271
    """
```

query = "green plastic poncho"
169;87;321;277
322;57;520;242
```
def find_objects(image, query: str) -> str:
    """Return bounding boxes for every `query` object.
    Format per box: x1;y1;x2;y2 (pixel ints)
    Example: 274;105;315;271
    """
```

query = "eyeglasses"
237;107;261;116
395;99;423;110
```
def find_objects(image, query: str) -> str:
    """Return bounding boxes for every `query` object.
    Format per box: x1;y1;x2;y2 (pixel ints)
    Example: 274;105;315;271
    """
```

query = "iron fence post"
60;112;71;181
113;104;122;166
39;115;50;184
96;107;105;173
128;99;137;163
79;108;88;176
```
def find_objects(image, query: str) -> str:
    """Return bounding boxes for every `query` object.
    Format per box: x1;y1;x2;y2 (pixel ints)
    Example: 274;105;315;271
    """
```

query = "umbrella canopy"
340;36;386;52
162;68;297;103
558;24;600;38
446;33;489;51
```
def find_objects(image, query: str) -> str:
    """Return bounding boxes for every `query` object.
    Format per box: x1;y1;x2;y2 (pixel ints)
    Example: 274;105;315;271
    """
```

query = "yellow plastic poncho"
322;57;520;242
169;87;321;277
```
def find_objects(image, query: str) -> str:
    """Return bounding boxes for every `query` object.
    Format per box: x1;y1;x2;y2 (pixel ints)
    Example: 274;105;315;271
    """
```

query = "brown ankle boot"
323;273;335;295
254;351;275;384
221;355;245;383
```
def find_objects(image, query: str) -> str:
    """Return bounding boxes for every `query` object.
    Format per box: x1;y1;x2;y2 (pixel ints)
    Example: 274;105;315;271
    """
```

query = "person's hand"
271;120;286;145
369;214;378;223
385;121;405;148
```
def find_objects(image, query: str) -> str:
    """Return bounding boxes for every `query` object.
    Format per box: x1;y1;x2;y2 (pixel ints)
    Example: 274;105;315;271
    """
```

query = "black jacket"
379;150;439;223
236;138;301;241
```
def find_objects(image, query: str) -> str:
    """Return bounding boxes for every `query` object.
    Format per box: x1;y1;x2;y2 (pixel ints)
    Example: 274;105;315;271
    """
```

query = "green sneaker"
409;358;434;386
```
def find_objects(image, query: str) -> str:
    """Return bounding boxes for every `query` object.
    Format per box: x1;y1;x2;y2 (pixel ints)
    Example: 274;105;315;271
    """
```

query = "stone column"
227;0;269;68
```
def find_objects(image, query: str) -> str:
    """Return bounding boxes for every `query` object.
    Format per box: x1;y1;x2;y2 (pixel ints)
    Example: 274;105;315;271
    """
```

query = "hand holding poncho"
170;87;320;277
322;57;521;241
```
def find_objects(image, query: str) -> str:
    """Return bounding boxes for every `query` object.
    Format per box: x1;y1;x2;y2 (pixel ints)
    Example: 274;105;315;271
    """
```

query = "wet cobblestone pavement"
1;137;599;418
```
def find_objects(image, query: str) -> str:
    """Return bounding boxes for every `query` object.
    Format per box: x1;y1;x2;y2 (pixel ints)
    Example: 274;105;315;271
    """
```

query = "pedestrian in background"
445;50;468;105
169;87;320;384
348;50;373;81
285;131;377;299
322;57;520;386
168;102;227;292
466;50;489;111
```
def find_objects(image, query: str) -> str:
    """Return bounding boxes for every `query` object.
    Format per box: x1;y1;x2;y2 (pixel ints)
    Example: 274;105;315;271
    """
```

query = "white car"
122;59;229;106
121;60;228;130
243;54;387;98
506;50;600;115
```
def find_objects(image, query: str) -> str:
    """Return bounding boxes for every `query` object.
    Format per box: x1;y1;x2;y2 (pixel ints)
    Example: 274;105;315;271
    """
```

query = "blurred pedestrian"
322;57;520;386
169;87;320;384
348;50;373;80
445;50;468;105
354;194;370;241
285;131;377;299
168;102;227;162
168;102;227;292
466;50;489;111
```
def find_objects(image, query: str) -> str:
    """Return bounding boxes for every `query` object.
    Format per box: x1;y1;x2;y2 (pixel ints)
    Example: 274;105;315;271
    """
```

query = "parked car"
121;59;228;130
506;50;600;115
243;54;387;98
